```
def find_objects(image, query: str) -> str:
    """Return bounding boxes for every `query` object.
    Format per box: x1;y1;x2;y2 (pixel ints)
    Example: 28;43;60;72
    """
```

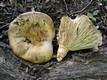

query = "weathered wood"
0;47;107;80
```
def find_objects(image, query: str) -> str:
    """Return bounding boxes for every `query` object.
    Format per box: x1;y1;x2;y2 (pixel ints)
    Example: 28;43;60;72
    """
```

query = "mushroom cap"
8;12;55;63
57;15;102;61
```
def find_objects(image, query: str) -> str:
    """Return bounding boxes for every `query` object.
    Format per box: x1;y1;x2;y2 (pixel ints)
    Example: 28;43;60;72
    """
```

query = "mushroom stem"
57;45;68;62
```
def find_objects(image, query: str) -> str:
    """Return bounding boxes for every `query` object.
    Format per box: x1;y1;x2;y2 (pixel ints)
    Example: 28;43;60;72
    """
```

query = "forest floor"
0;0;107;80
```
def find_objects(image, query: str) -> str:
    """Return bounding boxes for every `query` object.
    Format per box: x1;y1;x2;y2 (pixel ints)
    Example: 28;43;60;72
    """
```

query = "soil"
0;0;107;80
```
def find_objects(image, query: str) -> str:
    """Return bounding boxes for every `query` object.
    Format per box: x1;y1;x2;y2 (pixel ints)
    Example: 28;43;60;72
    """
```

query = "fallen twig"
0;23;9;30
70;0;93;15
0;22;4;24
63;0;68;11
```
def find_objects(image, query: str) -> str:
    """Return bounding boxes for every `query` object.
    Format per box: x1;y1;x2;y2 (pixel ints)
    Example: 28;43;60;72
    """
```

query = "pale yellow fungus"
8;12;55;63
57;15;102;61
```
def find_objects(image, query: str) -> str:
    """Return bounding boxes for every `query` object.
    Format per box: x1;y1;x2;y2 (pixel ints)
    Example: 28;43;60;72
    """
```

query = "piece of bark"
45;52;107;80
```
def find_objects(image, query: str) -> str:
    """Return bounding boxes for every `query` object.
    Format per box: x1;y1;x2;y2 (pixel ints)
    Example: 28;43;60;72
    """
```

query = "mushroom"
57;15;102;62
8;12;55;63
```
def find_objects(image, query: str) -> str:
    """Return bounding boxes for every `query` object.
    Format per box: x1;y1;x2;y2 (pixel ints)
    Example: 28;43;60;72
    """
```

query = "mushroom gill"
8;12;55;63
57;15;102;62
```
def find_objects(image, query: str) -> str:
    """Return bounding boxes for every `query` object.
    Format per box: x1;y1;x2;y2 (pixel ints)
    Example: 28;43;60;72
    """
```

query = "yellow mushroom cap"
57;15;102;62
8;12;55;63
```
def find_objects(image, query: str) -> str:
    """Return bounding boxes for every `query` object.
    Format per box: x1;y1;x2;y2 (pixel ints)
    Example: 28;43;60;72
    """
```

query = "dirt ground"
0;0;107;80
